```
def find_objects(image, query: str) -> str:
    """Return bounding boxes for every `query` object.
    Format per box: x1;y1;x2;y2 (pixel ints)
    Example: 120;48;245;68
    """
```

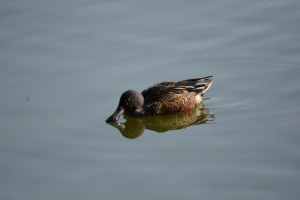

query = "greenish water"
108;102;214;139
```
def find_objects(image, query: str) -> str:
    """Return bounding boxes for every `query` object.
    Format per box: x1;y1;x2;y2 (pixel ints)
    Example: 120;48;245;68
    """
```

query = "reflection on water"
107;101;214;139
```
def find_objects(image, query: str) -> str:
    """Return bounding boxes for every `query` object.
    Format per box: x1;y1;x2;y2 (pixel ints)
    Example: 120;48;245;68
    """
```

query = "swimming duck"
106;76;213;122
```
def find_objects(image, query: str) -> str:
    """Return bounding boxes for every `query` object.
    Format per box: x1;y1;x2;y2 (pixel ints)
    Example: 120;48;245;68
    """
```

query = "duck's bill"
106;106;124;122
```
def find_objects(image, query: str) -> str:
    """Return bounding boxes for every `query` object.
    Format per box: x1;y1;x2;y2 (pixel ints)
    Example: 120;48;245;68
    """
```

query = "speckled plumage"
106;76;213;122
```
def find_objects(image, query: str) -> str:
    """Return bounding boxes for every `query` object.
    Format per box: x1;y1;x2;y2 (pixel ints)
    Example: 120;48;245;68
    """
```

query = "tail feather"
175;76;213;94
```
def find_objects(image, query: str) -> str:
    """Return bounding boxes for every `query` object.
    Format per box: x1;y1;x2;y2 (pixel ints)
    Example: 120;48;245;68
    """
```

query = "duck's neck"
124;107;145;117
133;107;145;116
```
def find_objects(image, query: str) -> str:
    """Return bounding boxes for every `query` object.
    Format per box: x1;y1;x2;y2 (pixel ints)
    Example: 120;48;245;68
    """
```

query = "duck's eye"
127;98;131;102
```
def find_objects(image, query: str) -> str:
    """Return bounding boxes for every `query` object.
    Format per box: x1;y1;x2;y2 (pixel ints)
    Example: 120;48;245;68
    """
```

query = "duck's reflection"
107;102;214;139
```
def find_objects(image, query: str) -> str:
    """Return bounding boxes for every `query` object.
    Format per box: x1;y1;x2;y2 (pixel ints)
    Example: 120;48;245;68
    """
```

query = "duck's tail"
174;76;213;94
194;76;213;94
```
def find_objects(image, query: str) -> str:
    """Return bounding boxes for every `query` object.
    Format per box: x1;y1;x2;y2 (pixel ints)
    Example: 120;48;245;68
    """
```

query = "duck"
106;76;213;122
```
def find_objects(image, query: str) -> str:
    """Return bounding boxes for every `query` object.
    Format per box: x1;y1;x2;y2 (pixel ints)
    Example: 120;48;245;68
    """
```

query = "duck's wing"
141;81;176;102
141;76;213;101
171;76;213;94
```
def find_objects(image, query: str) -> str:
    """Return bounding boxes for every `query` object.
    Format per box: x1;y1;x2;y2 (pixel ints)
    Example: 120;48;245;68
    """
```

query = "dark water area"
1;1;300;200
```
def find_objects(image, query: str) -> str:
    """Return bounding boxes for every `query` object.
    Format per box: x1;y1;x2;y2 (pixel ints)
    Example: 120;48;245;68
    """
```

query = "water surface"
1;1;300;200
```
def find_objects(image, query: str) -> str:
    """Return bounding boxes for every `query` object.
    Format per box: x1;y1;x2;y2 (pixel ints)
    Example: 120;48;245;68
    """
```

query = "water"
1;1;300;200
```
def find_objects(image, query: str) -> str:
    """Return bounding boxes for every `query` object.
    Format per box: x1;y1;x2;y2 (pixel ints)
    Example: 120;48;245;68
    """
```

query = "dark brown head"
106;90;144;122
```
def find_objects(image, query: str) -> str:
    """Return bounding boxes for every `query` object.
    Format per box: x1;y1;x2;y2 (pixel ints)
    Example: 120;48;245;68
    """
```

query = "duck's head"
106;90;144;122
